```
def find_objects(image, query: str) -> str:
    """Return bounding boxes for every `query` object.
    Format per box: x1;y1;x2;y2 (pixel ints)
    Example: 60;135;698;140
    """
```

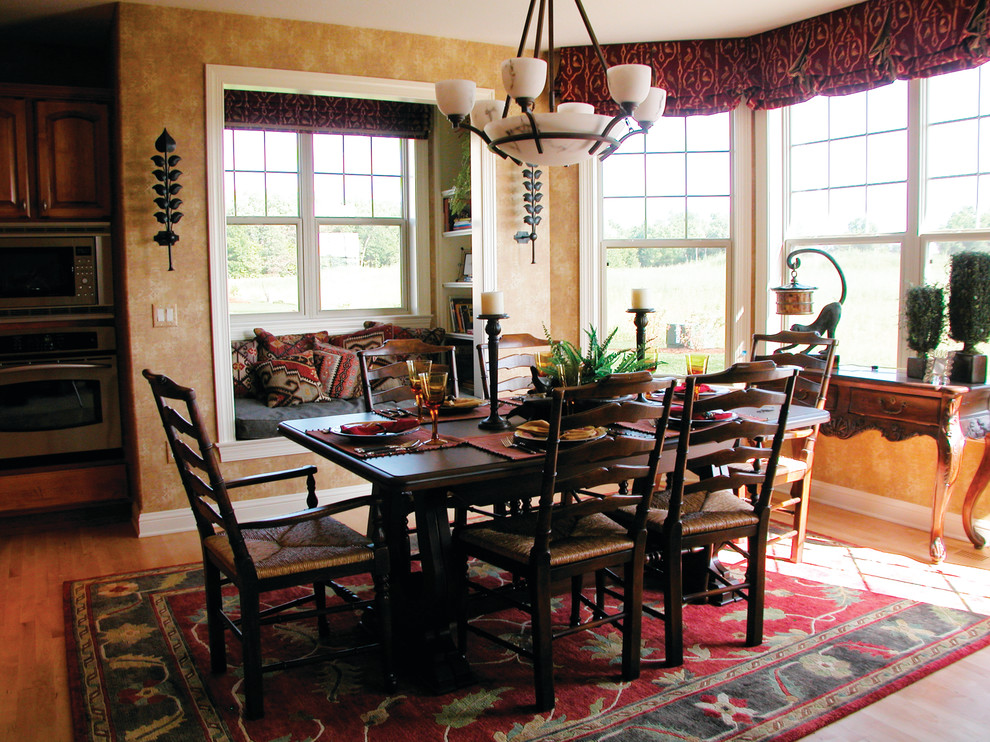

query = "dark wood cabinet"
0;86;113;221
0;97;30;219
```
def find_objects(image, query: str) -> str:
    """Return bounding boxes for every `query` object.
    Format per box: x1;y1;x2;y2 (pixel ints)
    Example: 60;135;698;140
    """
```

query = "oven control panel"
0;325;115;360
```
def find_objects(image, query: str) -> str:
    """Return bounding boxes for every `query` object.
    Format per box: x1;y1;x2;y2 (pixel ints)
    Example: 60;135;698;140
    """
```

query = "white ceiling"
0;0;865;46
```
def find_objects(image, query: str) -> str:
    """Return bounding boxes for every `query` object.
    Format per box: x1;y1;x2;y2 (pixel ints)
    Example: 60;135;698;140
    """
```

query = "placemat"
465;430;544;460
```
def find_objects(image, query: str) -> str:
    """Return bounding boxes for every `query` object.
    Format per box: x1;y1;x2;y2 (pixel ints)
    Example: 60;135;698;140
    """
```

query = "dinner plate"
328;424;421;439
669;383;731;399
439;397;484;413
669;411;738;426
514;426;607;446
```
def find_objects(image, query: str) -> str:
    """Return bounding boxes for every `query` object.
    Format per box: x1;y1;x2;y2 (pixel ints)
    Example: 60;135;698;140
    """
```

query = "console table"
819;367;990;562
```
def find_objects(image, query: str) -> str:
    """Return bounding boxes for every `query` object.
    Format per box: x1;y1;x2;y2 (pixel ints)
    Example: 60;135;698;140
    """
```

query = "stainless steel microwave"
0;226;113;312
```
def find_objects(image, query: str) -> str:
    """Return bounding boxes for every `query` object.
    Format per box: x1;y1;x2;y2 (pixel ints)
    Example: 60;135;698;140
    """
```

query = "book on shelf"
448;297;473;334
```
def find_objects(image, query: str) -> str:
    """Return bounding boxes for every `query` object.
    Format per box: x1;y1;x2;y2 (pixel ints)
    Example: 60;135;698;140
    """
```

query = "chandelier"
434;0;666;167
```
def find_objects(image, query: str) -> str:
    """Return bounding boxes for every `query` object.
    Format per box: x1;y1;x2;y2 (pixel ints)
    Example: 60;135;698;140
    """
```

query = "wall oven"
0;224;113;315
0;324;121;464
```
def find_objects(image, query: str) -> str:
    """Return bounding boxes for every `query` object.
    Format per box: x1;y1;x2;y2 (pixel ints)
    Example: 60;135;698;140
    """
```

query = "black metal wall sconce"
513;167;542;264
151;128;183;271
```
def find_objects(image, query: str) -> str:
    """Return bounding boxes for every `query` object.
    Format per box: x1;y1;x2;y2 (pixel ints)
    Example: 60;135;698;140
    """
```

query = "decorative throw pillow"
328;326;388;353
253;327;332;358
312;343;362;399
253;352;327;407
361;321;446;346
231;338;258;398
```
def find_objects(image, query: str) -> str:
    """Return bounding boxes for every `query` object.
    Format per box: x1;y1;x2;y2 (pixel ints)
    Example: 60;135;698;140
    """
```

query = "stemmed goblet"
406;359;432;421
419;371;449;445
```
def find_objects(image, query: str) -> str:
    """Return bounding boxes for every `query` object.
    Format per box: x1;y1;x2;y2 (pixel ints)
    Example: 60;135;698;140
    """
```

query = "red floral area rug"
65;559;990;742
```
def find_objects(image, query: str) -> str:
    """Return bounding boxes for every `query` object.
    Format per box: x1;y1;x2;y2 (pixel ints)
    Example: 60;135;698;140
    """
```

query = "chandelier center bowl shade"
434;0;666;167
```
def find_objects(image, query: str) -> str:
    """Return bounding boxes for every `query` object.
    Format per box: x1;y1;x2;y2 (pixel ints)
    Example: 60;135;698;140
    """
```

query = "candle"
631;288;652;309
481;290;504;315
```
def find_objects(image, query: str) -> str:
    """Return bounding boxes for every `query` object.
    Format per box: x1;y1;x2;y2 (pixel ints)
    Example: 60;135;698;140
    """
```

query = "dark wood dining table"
278;399;829;692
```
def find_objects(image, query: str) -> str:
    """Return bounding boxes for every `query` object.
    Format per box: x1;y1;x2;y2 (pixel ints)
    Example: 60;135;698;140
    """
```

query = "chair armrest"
238;494;378;530
224;465;318;489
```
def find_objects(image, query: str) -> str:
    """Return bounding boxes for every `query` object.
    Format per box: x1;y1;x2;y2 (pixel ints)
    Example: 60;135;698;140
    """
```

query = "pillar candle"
481;291;504;315
631;288;652;309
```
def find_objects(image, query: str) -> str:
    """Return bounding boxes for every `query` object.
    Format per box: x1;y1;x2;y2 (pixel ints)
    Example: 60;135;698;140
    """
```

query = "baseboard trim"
134;483;374;537
810;480;988;545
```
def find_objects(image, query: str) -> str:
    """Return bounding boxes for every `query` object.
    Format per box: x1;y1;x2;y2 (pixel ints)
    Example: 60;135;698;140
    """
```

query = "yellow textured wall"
115;3;525;515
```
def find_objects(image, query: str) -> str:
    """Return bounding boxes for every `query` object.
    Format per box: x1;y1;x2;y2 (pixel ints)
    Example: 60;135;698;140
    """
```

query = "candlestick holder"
627;307;655;362
477;313;512;430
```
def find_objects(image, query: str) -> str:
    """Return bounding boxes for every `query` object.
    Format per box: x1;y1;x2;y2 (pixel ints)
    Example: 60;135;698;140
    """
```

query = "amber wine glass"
406;359;432;420
419;371;449;445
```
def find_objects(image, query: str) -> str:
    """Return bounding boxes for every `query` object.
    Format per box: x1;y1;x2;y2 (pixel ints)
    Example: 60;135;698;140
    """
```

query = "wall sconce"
151;128;183;271
513;167;542;264
771;247;847;338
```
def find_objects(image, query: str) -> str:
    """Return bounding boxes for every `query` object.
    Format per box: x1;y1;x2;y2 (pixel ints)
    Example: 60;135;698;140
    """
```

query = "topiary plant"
948;251;990;354
905;284;945;359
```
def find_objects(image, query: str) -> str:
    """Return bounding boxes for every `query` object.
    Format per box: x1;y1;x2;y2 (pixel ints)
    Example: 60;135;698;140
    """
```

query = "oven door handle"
0;362;114;374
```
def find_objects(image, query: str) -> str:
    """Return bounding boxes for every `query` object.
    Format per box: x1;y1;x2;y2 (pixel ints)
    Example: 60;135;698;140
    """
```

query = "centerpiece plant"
541;324;659;386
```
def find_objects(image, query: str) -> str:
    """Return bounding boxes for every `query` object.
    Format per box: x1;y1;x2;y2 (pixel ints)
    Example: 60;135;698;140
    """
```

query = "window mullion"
298;132;319;315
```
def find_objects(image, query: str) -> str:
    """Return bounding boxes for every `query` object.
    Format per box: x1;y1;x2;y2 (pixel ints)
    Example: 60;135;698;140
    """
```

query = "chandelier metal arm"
523;109;545;155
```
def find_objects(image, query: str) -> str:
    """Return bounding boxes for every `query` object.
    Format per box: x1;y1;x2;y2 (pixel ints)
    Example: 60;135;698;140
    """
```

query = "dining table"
278;394;829;693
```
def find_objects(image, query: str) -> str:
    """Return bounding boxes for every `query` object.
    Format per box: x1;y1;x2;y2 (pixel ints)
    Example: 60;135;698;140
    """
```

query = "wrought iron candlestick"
478;313;511;430
151;128;183;271
627;306;655;363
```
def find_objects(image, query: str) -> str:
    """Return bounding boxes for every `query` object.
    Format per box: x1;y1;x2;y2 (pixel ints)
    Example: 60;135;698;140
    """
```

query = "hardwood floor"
1;503;987;740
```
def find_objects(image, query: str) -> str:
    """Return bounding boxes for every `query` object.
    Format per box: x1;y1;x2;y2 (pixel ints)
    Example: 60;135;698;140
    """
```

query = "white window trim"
205;65;496;458
579;105;752;362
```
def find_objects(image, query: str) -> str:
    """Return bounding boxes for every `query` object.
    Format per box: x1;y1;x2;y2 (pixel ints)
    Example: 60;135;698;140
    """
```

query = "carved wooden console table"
820;367;990;562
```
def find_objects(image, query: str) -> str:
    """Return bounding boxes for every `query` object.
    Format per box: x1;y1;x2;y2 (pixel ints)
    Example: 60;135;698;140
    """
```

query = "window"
782;64;990;368
598;112;733;374
224;128;409;318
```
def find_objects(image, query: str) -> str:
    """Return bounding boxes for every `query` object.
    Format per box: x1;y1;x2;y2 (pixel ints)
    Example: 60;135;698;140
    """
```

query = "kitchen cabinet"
0;86;113;221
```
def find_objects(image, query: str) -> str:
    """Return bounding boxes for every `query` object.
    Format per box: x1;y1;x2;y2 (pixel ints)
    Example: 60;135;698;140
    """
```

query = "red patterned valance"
224;90;432;139
556;0;990;116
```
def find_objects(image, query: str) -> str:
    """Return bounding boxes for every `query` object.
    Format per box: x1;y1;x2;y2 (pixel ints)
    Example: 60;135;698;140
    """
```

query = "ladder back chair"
452;371;674;711
605;361;798;667
748;330;837;562
476;332;551;400
143;370;396;719
358;338;459;412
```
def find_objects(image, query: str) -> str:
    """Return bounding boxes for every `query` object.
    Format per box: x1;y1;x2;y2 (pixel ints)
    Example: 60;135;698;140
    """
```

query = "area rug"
65;557;990;742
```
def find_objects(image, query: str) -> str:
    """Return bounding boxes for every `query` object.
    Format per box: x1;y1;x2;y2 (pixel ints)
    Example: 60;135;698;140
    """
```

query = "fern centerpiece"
541;325;660;386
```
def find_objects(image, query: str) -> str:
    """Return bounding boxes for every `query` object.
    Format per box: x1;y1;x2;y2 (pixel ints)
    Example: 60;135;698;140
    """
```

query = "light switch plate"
152;304;178;327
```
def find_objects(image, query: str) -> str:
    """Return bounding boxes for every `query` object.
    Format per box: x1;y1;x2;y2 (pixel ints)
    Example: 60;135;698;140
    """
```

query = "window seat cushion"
234;396;367;440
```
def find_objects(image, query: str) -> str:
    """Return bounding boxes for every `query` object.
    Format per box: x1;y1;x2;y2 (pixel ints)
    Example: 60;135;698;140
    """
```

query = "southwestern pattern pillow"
253;352;327;407
231;339;259;398
312;343;362;399
328;327;388;353
253;328;332;358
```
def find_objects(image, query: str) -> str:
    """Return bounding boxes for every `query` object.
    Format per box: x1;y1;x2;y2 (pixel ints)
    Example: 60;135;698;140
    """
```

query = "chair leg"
203;560;227;674
455;550;469;654
745;529;769;648
788;474;811;563
374;572;398;692
314;581;329;639
530;568;555;712
594;570;608;620
621;556;644;681
663;540;684;666
569;574;583;626
240;589;264;720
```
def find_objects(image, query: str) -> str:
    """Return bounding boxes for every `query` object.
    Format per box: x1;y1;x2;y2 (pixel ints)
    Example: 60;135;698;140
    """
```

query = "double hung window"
597;111;734;373
782;61;990;367
224;128;409;319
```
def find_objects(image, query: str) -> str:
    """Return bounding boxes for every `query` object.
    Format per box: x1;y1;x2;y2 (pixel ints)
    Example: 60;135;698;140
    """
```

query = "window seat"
234;396;367;440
